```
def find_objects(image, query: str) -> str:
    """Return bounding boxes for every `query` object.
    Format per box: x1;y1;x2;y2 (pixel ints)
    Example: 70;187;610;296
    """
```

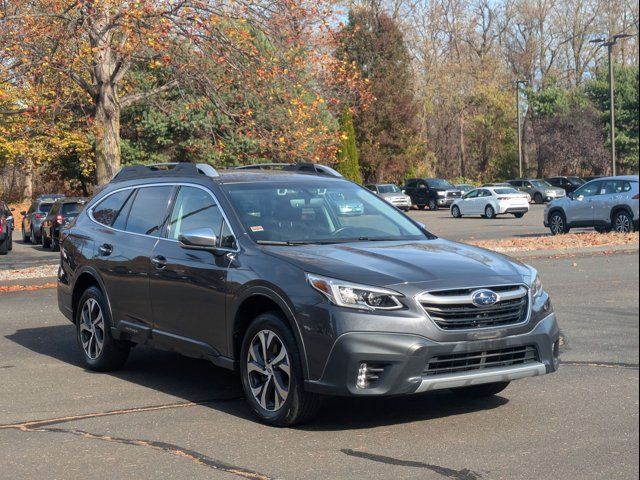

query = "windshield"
568;177;585;186
224;181;429;244
377;184;401;194
494;188;520;195
425;179;454;189
531;180;553;188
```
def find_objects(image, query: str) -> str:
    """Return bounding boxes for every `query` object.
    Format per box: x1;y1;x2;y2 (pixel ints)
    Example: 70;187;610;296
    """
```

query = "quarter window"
125;186;173;236
92;190;133;226
166;186;224;241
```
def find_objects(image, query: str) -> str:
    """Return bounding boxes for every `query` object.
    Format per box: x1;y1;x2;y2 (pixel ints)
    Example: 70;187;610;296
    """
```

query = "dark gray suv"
58;163;560;426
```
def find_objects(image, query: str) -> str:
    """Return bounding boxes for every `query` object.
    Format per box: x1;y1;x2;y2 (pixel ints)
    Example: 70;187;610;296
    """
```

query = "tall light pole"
515;80;527;178
590;34;632;176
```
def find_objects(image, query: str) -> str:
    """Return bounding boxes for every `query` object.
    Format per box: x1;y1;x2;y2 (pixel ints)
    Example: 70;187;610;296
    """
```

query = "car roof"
591;175;639;182
54;197;89;204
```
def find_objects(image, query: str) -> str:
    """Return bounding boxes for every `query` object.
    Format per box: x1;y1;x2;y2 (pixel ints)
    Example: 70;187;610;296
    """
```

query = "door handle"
98;244;113;256
150;255;167;269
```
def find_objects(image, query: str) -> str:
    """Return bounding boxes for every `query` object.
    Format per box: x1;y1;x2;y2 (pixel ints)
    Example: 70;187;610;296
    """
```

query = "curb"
499;244;639;260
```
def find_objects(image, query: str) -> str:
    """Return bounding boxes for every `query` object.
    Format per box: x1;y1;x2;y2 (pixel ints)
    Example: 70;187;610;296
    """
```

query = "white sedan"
450;187;530;219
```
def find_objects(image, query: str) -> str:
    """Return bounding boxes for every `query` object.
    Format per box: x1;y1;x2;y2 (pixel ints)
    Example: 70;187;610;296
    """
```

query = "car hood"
260;239;529;289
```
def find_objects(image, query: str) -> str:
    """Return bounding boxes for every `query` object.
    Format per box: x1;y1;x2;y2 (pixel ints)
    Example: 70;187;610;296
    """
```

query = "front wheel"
428;199;438;211
240;312;321;426
549;212;569;235
451;205;462;218
534;193;544;204
484;205;495;219
613;210;633;233
451;381;510;398
76;286;130;372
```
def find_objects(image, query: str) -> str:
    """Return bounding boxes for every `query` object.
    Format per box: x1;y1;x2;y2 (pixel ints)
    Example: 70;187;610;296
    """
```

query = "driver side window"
167;186;224;241
575;181;601;198
465;189;479;199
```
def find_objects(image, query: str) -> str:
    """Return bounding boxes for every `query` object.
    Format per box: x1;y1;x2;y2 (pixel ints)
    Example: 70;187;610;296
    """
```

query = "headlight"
306;273;404;311
528;267;544;298
437;191;446;196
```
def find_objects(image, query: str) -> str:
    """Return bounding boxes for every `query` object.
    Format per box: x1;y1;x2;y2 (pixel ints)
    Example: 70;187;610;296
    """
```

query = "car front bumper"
304;312;559;396
437;197;457;206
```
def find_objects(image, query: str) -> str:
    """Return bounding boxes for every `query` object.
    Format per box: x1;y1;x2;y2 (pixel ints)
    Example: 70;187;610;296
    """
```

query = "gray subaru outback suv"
58;163;560;426
544;175;639;235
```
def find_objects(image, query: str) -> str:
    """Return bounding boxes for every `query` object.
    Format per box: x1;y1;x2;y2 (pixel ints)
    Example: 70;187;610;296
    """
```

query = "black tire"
428;199;438;211
513;212;525;218
484;204;495;219
612;210;633;233
22;224;29;243
240;312;322;427
7;231;12;251
30;227;38;245
0;237;8;255
594;226;611;234
549;211;569;235
451;381;510;398
534;193;544;204
51;234;60;251
451;205;462;218
76;286;130;372
41;228;51;249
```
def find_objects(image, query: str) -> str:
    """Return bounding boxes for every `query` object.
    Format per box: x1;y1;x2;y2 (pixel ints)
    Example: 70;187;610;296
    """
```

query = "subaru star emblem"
471;289;499;307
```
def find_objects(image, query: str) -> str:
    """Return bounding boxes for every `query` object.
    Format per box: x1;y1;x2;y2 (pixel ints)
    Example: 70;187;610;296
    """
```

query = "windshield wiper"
256;240;311;246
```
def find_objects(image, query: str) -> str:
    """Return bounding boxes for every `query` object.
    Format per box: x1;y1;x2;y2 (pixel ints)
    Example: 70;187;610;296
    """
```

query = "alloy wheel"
246;330;291;412
485;206;495;219
614;213;632;233
550;214;565;235
452;206;461;218
79;298;105;360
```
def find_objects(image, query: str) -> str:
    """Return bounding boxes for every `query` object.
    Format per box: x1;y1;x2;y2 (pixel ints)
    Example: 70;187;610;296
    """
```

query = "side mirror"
576;194;584;201
178;228;222;254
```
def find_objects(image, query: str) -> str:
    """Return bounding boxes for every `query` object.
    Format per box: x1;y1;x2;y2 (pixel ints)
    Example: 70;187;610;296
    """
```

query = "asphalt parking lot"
1;249;637;479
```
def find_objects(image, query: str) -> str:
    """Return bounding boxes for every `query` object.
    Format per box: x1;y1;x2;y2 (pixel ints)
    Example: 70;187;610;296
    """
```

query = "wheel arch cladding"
610;205;633;222
232;292;308;377
72;272;102;323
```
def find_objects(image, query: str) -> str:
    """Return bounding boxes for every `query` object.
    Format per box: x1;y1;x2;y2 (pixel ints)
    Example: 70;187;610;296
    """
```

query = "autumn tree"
338;6;422;182
1;0;359;185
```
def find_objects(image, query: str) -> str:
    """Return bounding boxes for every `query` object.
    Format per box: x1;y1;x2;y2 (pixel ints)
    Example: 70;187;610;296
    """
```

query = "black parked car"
0;200;14;255
545;176;585;194
21;194;64;244
41;197;88;250
58;163;559;426
402;178;462;210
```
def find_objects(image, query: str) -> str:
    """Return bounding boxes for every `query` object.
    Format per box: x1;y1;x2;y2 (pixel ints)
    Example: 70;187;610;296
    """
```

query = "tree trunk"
458;114;466;178
22;157;33;201
94;85;121;186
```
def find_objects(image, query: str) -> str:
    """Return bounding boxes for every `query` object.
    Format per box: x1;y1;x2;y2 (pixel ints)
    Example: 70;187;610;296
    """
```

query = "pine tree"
336;110;363;183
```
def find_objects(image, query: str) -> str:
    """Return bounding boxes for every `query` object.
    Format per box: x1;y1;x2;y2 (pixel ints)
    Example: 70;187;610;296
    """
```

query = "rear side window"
166;186;223;240
93;190;133;226
61;203;84;215
125;186;173;236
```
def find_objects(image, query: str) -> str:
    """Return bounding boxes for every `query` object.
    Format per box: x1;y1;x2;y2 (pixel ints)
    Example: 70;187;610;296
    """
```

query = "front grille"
446;191;461;198
418;285;529;330
424;345;538;376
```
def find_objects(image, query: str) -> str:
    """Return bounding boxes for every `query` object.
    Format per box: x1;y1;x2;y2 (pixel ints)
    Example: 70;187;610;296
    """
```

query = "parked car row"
20;195;88;250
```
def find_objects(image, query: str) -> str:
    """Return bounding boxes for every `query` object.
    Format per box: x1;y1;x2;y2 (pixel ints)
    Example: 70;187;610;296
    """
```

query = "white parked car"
451;187;530;219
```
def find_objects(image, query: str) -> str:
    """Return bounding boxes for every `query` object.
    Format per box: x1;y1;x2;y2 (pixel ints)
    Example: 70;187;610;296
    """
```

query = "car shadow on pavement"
7;324;508;429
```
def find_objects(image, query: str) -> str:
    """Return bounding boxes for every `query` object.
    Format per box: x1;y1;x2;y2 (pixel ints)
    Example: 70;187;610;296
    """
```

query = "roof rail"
111;162;220;183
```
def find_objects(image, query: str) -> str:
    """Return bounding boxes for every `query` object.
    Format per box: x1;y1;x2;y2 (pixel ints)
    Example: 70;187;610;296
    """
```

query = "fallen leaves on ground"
469;232;639;252
0;282;57;293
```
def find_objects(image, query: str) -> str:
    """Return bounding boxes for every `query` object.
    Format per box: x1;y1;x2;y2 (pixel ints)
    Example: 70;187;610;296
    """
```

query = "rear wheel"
240;312;321;426
549;211;569;235
451;205;462;218
30;227;38;245
513;212;525;218
451;381;510;398
0;236;8;255
417;204;426;210
484;205;495;219
428;199;438;211
613;210;633;233
76;286;130;372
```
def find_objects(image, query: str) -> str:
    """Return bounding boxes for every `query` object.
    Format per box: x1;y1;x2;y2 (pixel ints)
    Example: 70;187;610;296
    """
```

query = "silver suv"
544;176;639;235
508;179;565;204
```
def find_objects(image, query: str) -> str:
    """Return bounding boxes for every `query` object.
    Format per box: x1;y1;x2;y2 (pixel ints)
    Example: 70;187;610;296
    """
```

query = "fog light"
356;363;369;389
